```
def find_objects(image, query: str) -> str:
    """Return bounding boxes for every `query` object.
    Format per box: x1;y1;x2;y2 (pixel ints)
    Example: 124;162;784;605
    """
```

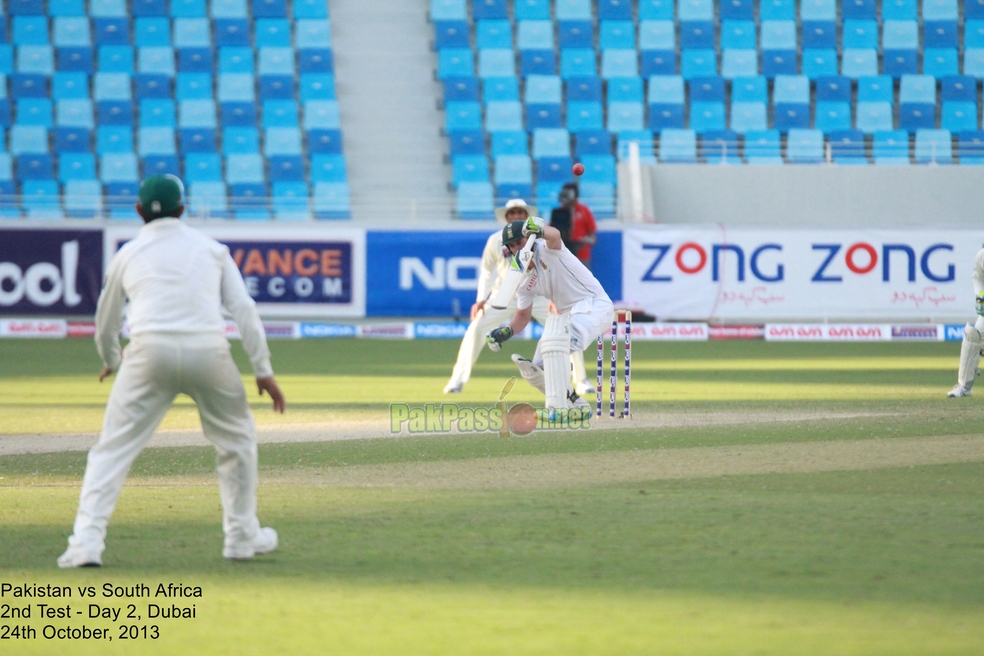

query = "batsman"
948;247;984;396
485;216;615;416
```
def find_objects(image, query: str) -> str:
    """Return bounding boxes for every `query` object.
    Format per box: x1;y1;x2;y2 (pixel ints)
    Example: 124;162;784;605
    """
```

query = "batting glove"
976;292;984;316
486;326;514;352
522;216;545;238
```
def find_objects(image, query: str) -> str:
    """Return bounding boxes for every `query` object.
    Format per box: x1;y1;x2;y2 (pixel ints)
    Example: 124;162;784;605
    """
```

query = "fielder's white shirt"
974;248;984;296
516;241;610;315
475;231;512;302
95;219;273;377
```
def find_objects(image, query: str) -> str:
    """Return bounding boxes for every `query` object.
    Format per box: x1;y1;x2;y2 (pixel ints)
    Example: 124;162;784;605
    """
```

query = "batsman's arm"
94;256;127;374
543;225;564;251
508;304;533;336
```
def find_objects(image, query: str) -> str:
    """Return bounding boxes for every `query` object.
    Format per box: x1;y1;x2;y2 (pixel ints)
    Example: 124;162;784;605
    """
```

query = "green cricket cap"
139;175;184;218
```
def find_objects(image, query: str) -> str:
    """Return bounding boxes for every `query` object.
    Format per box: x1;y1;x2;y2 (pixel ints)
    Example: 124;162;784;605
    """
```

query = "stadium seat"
689;101;725;133
555;0;592;20
456;182;494;219
520;51;556;76
761;50;796;78
681;49;716;80
601;50;637;79
140;99;176;126
178;48;213;73
58;152;96;180
478;49;515;78
720;21;756;49
924;22;958;49
254;0;287;18
494;154;533;185
452;155;489;185
57;47;94;73
680;21;715;49
608;101;644;131
575;130;612;156
856;101;894;133
449;130;485;156
802;21;837;48
786;128;825;163
609;76;644;102
773;75;810;132
648;75;685;131
941;76;977;102
484;77;519;103
54;127;90;151
640;21;675;51
743;129;782;163
720;0;754;19
899;75;937;132
914;128;953;163
566;101;603;131
517;21;553;50
98;100;133;125
640;51;676;77
815;101;851;133
730;101;767;133
180;127;216;152
640;0;674;19
700;129;741;163
138;126;176;154
829;129;868;163
474;0;507;19
721;50;757;79
842;49;878;78
843;20;878;49
224;126;260;153
485;101;523;132
872;130;911;164
957;130;984;163
858;76;894;103
142;154;181;180
658;128;698;163
477;20;512;49
802;50;838;79
268;155;304;181
941;102;977;132
515;0;550;19
924;49;958;77
537;156;574;181
491;131;528;155
11;73;48;98
434;20;470;49
444;77;480;102
558;21;593;48
532;128;571;158
842;0;876;19
560;49;596;78
226;154;265;183
816;76;851;102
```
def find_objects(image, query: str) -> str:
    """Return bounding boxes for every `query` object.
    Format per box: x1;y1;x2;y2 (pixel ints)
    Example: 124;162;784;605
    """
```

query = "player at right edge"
948;247;984;396
486;216;615;417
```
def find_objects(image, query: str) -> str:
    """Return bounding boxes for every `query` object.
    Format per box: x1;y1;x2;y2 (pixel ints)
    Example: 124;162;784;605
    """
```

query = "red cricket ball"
572;163;585;176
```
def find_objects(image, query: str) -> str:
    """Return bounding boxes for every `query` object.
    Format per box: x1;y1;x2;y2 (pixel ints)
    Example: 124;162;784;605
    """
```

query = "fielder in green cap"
137;174;185;222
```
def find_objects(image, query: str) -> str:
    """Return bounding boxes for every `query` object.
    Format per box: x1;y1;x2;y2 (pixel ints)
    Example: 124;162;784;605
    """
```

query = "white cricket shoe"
57;544;102;568
223;527;278;560
947;384;973;398
443;382;463;394
576;379;596;396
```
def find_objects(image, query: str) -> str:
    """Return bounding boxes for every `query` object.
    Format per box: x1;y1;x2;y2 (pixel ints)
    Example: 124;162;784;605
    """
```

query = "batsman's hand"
486;326;514;352
522;216;545;238
976;292;984;316
257;376;286;414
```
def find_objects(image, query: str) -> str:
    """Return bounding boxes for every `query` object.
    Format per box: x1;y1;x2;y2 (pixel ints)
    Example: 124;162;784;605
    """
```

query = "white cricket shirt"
95;219;273;377
974;248;984;295
475;230;512;302
515;241;610;315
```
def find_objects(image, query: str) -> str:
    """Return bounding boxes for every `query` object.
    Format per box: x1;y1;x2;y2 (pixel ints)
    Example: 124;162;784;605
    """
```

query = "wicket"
596;310;631;418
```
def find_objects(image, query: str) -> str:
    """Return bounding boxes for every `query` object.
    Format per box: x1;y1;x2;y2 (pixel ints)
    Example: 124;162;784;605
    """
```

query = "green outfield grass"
1;337;983;655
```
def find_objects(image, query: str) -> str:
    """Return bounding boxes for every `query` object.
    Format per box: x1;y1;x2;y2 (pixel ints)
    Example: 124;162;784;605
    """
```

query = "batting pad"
958;324;983;389
511;354;545;393
541;314;572;410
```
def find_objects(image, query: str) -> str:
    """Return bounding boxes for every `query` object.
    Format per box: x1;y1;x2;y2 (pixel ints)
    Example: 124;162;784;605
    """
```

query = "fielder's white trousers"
66;333;261;556
532;298;616;369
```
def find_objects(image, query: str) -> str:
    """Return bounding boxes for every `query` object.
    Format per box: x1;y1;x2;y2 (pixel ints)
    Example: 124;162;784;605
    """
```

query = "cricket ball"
572;163;585;176
506;403;538;436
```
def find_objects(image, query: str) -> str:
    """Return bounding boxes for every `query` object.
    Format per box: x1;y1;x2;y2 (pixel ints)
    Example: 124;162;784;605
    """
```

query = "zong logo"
0;241;83;307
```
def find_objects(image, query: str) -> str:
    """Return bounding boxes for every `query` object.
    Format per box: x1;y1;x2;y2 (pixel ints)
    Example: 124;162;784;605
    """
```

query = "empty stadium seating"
434;0;982;219
0;0;349;219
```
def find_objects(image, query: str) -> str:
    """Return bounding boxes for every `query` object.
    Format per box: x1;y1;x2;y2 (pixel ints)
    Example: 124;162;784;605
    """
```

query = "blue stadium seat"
578;154;616;183
680;22;715;49
445;101;482;131
178;48;213;72
598;0;632;19
11;73;48;98
608;101;644;131
134;18;171;46
434;20;470;49
54;126;90;151
0;99;11;127
267;155;304;181
558;21;593;48
732;75;767;102
218;47;253;73
816;76;851;102
640;21;675;50
138;126;176;154
254;0;287;18
802;21;837;48
473;0;508;19
491;131;528;155
843;20;878;49
299;74;334;101
600;21;635;50
761;50;796;78
873;130;911;163
272;182;311;220
520;51;556;76
10;0;46;14
609;76;643;102
566;101;602;131
773;75;810;132
815;101;851;133
575;130;612;155
258;47;294;76
556;0;592;20
307;129;344;154
18;45;56;74
17;153;54;179
518;21;553;51
914;128;952;163
59;152;96;180
17;98;53;125
96;125;133;153
255;20;291;47
485;100;523;132
924;49;958;77
537;156;574;181
681;49;716;79
858;75;894;103
483;76;519;103
883;0;917;18
899;75;937;131
214;20;251;47
842;49;878;78
57;47;94;73
53;72;88;98
566;76;601;101
53;17;91;47
477;20;512;49
802;50;838;79
721;21;756;49
103;182;140;213
965;49;984;78
842;0;876;19
98;100;133;125
97;45;134;74
968;21;984;48
689;101;725;133
648;75;685;131
22;180;62;216
941;102;977;132
439;48;474;79
786;128;824;163
178;72;214;100
223;126;260;153
13;17;49;45
494;154;533;186
801;0;836;20
957;130;984;163
179;127;216;152
601;49;637;78
135;74;171;98
263;127;302;156
616;130;655;161
188;182;228;215
260;75;294;100
496;181;534;203
760;0;795;19
761;20;796;50
968;0;984;18
93;18;129;44
179;99;217;127
700;129;741;163
132;0;167;16
527;103;562;130
172;0;208;16
525;74;561;104
941;76;977;102
515;0;550;19
640;51;676;76
444;77;480;102
64;179;103;217
185;152;223;181
174;18;211;48
883;21;918;77
829;129;868;163
430;0;466;20
730;101;767;132
141;154;180;177
721;49;757;79
560;49;596;78
640;0;674;19
140;100;176;127
452;155;490;185
455;182;494;219
924;0;958;20
139;47;175;75
50;0;86;15
220;101;255;126
659;128;698;162
449;129;486;155
721;0;754;19
856;101;894;132
679;0;713;20
262;99;299;128
924;21;958;48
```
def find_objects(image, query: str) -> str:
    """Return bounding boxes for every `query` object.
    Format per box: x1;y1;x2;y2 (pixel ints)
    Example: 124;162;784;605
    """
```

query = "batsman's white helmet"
494;198;538;225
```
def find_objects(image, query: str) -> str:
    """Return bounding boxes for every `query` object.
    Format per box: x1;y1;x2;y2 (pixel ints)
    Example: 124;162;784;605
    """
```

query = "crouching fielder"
948;248;984;397
485;217;614;415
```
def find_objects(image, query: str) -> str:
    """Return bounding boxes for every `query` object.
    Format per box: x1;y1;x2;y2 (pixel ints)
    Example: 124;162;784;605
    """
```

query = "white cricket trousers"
67;333;261;555
531;298;616;369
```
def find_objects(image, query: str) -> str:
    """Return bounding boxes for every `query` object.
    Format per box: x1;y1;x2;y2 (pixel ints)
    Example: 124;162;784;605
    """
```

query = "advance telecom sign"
623;227;978;321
